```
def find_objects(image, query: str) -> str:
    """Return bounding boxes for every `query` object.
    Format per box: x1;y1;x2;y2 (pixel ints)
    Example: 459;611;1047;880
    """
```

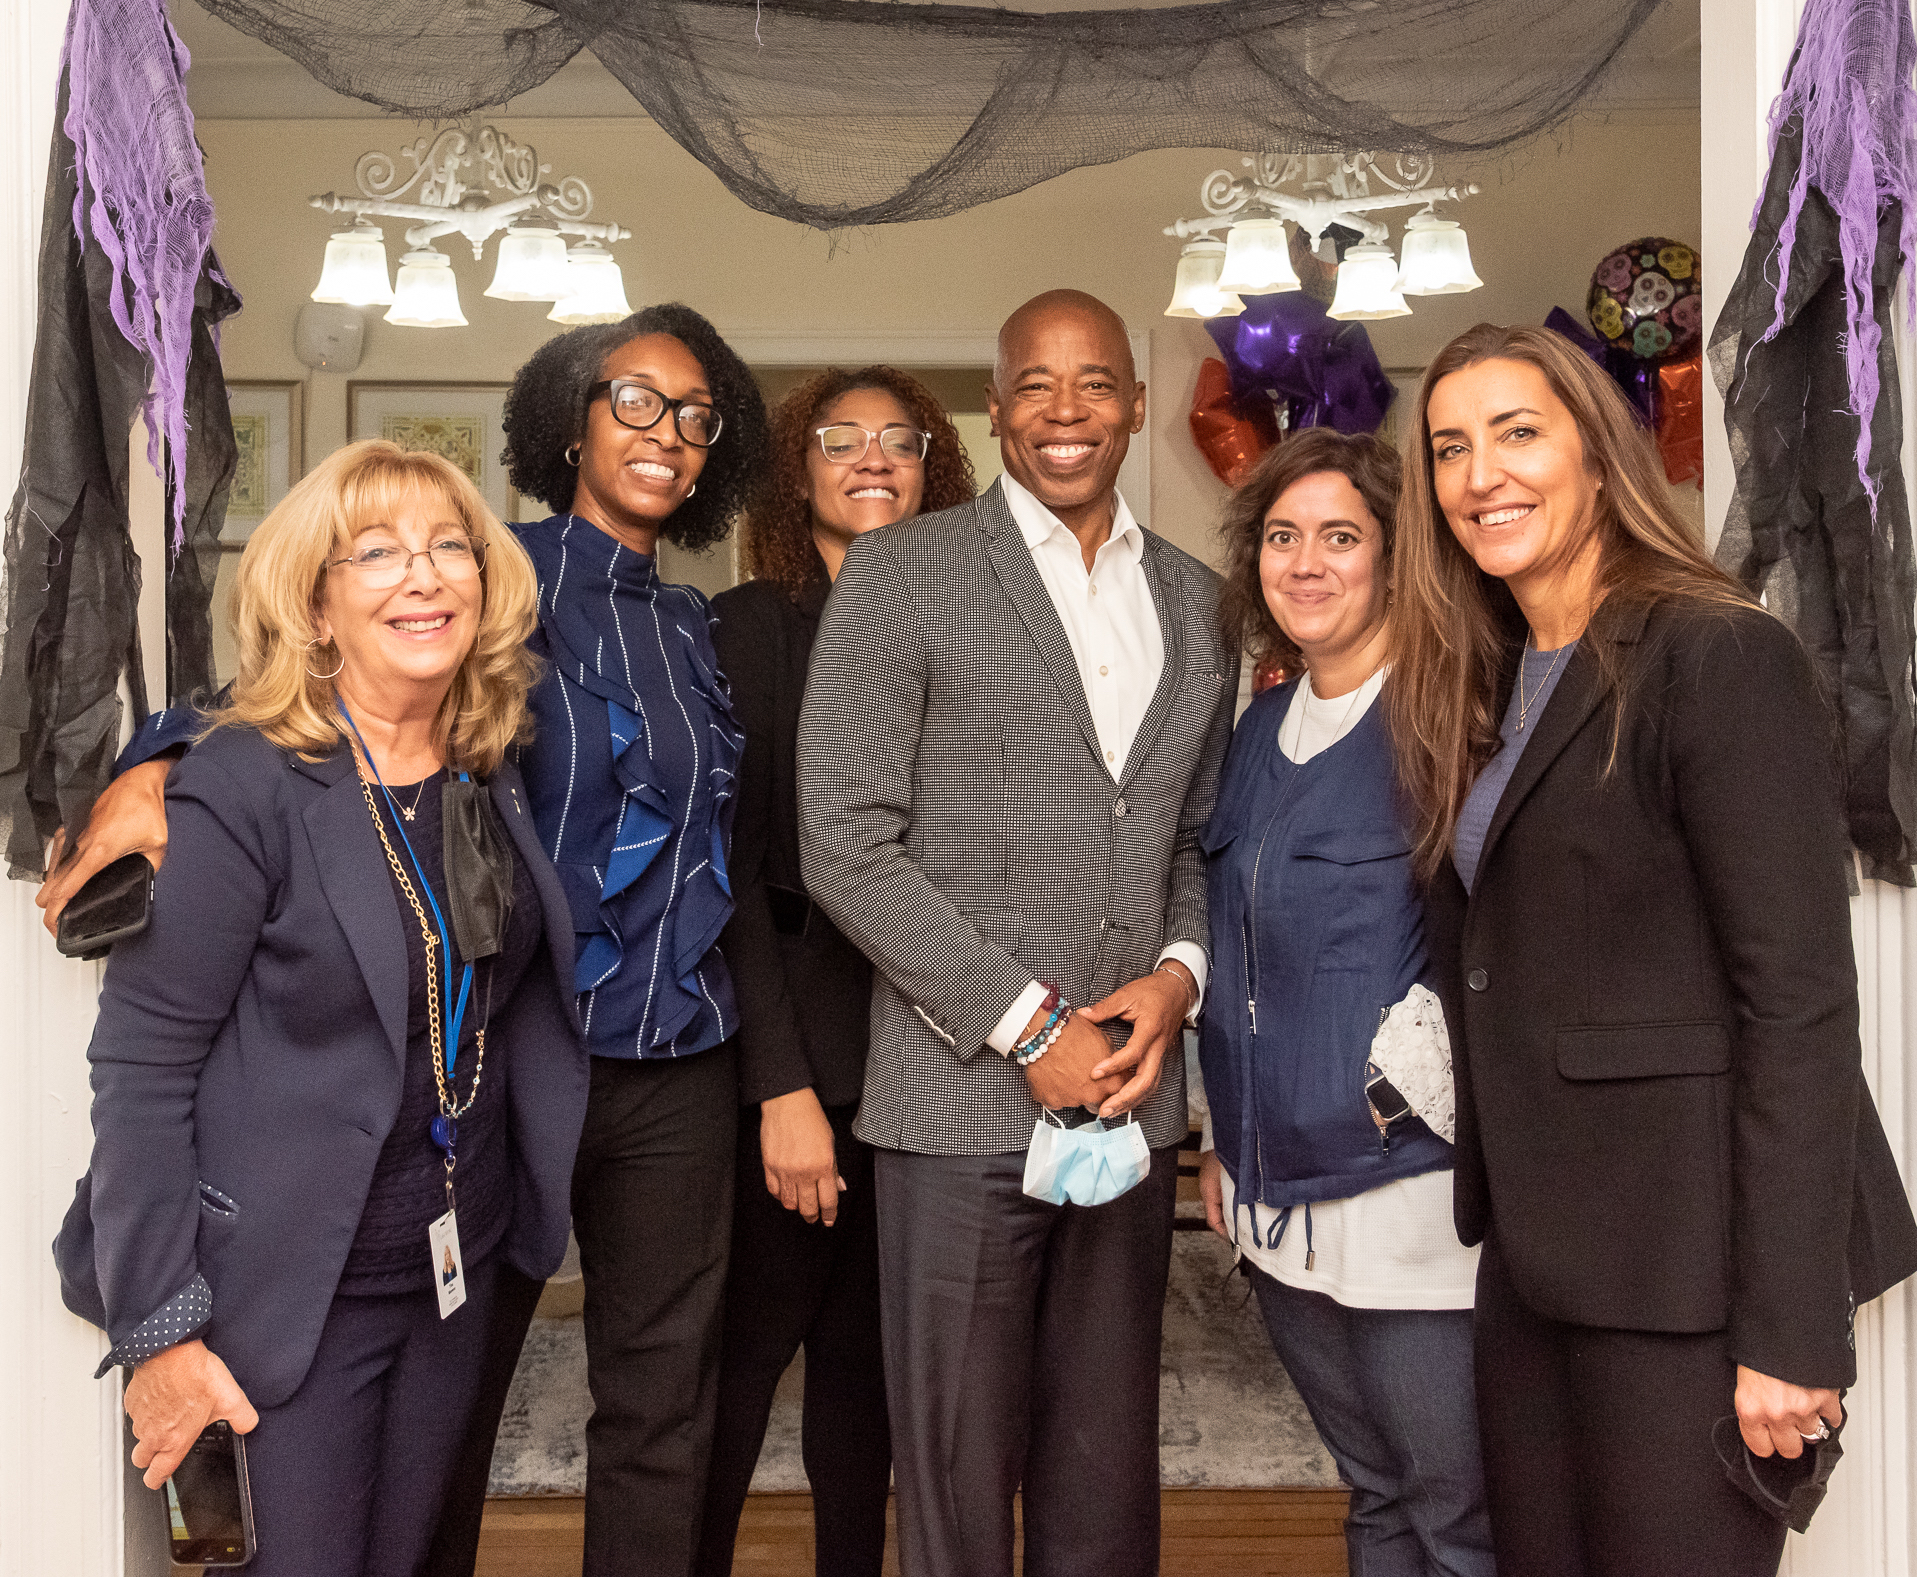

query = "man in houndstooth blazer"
799;291;1235;1577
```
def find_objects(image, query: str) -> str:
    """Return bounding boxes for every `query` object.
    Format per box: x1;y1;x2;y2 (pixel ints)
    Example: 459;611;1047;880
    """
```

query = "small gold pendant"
401;807;417;821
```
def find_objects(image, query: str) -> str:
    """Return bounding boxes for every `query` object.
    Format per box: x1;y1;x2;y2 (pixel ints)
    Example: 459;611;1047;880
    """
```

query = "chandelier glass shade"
386;249;468;328
1394;212;1484;295
1164;240;1246;320
1218;217;1301;295
485;221;571;301
311;223;395;306
547;242;634;325
311;121;631;329
1165;152;1481;322
1326;243;1411;320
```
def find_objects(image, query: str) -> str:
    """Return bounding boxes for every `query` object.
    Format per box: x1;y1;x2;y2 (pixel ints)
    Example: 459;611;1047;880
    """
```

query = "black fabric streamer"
0;77;238;880
194;0;1665;230
1712;113;1917;886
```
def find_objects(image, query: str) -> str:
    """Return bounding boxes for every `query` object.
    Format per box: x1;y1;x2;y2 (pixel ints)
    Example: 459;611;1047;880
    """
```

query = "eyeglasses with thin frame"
590;379;724;448
326;534;487;590
814;424;931;465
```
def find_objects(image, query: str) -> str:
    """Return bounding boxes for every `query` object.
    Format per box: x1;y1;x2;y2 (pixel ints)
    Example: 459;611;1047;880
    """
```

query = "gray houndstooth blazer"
798;479;1237;1156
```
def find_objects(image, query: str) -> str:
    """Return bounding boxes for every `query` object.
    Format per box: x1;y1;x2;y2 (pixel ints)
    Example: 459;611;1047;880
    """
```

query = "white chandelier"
310;122;634;329
1164;153;1483;322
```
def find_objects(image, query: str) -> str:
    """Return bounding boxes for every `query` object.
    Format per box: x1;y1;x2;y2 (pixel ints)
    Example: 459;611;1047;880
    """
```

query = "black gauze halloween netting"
191;0;1666;229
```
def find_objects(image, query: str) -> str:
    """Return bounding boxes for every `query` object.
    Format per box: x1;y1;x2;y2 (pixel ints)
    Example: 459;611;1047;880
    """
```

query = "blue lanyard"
338;702;474;1073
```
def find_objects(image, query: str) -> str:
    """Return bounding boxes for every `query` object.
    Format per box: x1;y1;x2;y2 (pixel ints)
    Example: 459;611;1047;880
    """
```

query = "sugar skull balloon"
1587;238;1700;363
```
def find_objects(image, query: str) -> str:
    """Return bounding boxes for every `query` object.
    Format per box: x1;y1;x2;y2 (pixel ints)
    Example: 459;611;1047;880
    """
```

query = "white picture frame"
347;380;523;522
221;379;304;545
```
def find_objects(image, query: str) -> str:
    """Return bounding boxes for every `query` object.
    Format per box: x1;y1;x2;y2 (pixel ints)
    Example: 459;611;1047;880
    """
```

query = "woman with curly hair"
491;304;772;1577
694;368;973;1577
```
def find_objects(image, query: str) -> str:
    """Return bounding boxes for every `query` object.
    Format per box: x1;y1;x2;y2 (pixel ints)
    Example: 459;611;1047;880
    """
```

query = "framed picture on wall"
222;380;304;546
347;380;524;523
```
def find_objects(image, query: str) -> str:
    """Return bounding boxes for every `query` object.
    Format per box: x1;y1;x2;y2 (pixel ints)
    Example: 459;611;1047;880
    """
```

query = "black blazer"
52;726;589;1407
1425;598;1917;1389
711;575;873;1109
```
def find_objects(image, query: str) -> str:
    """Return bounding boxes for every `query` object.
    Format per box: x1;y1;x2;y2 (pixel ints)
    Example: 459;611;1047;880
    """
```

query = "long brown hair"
1387;323;1756;879
743;366;976;598
1216;428;1402;672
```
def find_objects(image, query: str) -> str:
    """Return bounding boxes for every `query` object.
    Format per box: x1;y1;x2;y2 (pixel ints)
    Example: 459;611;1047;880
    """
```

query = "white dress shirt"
1195;670;1479;1309
986;475;1209;1054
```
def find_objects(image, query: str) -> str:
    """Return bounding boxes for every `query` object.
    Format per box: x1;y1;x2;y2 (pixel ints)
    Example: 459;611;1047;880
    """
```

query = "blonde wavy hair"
210;440;541;775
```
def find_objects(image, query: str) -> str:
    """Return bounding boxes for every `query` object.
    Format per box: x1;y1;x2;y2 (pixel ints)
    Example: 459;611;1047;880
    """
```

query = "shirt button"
1114;798;1128;818
1089;584;1099;597
1106;750;1115;763
1099;665;1109;677
1467;968;1489;992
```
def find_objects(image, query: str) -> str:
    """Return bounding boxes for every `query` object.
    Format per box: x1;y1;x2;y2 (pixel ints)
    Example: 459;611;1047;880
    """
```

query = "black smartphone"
163;1420;257;1568
54;852;155;960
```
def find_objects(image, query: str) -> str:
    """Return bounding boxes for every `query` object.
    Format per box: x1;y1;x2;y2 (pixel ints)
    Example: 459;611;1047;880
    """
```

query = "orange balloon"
1190;358;1279;486
1657;351;1703;487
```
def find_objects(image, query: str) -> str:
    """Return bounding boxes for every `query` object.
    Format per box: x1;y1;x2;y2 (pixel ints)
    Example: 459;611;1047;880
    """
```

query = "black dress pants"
572;1046;739;1577
1474;1235;1789;1577
876;1143;1178;1577
694;1102;891;1577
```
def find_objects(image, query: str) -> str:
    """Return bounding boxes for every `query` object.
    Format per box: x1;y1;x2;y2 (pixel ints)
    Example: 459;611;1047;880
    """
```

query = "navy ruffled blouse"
514;514;742;1060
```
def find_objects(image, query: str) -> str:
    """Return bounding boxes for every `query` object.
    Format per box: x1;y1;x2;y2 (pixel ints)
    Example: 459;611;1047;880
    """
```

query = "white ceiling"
167;0;1701;121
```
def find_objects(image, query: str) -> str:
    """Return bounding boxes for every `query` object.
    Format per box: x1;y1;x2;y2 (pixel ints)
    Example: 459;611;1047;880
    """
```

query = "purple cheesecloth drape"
1711;0;1917;884
0;0;236;878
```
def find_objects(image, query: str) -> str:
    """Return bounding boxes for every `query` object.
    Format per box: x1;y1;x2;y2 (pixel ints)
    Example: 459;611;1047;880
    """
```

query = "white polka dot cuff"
98;1275;212;1375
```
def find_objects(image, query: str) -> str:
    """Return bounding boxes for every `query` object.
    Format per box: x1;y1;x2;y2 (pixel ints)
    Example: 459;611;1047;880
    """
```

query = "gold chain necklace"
360;775;488;1125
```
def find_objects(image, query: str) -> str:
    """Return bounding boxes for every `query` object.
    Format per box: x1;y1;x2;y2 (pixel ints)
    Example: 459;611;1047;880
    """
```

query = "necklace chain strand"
1515;642;1567;733
396;773;434;822
359;775;488;1127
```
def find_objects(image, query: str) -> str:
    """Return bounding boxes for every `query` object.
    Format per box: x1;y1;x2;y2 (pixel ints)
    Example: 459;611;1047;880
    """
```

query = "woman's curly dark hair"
501;303;772;554
1217;428;1402;672
744;366;977;597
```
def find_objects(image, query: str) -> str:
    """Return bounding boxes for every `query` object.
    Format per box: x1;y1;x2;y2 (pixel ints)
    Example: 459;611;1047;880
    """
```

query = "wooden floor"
476;1489;1350;1575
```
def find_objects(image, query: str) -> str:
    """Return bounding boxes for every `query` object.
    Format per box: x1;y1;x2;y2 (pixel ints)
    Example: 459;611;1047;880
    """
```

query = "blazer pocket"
1556;1023;1730;1081
197;1181;240;1217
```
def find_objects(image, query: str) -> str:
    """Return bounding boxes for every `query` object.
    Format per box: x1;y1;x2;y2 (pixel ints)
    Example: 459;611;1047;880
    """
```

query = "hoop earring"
686;482;697;498
305;637;344;681
564;444;582;467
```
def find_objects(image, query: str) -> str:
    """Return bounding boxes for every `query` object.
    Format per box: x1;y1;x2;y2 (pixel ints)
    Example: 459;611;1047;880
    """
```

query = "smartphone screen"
165;1421;255;1567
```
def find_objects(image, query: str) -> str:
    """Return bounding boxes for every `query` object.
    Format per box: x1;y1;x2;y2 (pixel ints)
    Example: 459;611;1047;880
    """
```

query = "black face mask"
1711;1410;1846;1534
441;778;515;961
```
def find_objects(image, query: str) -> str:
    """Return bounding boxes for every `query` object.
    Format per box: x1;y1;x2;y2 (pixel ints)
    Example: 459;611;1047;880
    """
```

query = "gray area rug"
488;1229;1339;1495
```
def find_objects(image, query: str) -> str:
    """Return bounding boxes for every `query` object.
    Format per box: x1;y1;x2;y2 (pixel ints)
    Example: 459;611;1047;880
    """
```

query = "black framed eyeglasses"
590;379;724;448
814;424;931;465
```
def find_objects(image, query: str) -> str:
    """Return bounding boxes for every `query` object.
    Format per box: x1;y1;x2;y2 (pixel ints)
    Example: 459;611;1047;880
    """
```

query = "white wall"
196;108;1703;577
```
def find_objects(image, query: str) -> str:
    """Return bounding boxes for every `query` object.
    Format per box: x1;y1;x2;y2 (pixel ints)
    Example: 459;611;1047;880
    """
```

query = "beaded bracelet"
1013;988;1071;1066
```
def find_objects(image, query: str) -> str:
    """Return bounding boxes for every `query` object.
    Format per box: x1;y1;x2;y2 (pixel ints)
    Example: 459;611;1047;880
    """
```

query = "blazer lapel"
1118;537;1184;793
491;763;582;1032
977;486;1106;775
1473;600;1651;883
301;756;410;1067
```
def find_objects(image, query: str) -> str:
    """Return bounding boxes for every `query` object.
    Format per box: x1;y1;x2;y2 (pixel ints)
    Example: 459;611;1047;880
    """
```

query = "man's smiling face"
987;293;1145;525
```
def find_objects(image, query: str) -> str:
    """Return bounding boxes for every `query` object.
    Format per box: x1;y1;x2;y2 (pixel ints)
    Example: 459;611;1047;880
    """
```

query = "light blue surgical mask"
1022;1109;1151;1207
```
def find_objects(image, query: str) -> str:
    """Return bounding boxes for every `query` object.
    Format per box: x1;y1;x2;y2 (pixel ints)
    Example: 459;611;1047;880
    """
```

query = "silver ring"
1800;1422;1831;1442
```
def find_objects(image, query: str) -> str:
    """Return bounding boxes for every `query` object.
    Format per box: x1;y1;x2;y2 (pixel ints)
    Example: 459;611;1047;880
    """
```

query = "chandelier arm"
1327;182;1480;218
552;219;633;243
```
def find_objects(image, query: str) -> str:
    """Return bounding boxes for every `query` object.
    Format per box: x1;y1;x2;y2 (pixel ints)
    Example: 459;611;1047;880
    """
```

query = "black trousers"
571;1045;739;1577
875;1144;1178;1577
1474;1235;1789;1577
241;1255;503;1577
694;1102;891;1577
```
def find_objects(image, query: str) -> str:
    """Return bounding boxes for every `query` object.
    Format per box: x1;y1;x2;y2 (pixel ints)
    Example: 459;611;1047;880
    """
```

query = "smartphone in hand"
164;1420;256;1568
54;852;154;960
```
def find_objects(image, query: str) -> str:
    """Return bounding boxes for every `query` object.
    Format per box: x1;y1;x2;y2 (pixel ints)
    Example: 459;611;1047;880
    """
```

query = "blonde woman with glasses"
52;441;589;1577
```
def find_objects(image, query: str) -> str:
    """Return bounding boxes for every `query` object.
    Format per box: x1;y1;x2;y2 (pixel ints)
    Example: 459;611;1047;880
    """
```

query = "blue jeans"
1251;1266;1495;1577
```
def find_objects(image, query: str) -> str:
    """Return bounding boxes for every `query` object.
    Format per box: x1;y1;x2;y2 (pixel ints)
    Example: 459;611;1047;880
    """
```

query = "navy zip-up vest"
1197;678;1452;1209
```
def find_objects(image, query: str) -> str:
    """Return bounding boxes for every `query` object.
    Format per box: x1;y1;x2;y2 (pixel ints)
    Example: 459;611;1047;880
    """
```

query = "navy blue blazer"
52;724;588;1408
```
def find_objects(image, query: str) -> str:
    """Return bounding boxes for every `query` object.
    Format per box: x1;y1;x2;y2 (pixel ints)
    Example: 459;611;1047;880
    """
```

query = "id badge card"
429;1209;467;1319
